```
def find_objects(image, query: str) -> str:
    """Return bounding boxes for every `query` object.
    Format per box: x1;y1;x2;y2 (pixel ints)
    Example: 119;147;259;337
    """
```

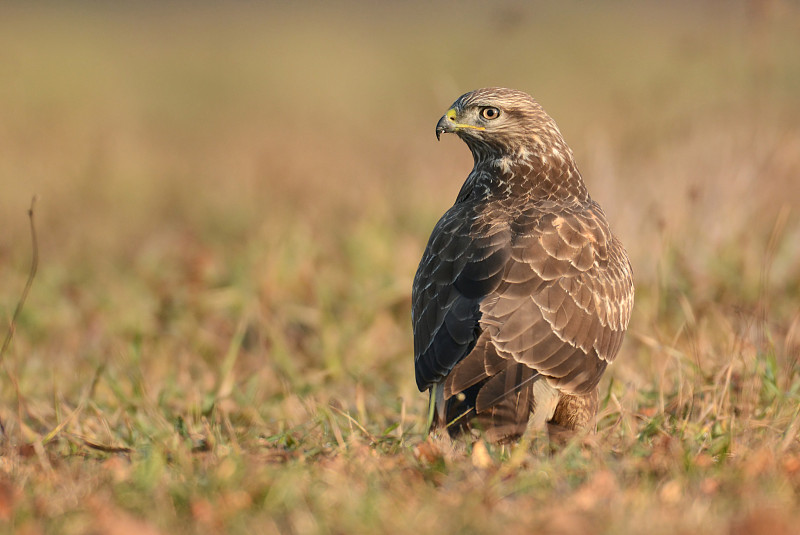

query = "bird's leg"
426;384;439;434
546;388;599;447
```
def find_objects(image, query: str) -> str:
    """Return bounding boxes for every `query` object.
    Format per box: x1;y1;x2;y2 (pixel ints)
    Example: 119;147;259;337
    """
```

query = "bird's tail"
431;363;542;444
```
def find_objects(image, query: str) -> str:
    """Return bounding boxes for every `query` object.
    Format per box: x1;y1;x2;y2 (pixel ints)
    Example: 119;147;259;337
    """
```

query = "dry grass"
1;2;800;534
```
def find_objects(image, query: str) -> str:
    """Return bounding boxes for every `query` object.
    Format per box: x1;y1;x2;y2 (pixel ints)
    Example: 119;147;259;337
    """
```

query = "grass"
1;1;800;533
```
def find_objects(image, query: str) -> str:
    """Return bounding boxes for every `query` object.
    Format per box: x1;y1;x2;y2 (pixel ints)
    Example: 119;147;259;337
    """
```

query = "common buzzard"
412;88;634;443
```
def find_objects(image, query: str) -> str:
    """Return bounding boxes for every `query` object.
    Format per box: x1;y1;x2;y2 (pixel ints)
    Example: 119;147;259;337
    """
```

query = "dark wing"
445;201;634;397
412;202;511;391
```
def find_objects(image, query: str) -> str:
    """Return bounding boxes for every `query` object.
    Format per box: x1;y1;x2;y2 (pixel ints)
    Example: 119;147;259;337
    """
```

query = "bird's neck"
467;143;589;204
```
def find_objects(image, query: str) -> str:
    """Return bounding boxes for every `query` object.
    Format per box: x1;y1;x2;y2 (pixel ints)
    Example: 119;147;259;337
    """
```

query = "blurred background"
1;0;799;433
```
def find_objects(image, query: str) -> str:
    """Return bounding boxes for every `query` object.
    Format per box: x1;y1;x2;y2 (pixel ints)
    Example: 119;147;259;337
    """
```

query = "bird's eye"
481;107;500;120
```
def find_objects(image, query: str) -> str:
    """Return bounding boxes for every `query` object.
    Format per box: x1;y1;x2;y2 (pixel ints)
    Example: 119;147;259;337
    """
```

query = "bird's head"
436;87;568;163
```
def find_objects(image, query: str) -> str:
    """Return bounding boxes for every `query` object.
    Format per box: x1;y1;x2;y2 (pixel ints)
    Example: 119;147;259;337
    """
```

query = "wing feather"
480;202;633;394
412;203;512;390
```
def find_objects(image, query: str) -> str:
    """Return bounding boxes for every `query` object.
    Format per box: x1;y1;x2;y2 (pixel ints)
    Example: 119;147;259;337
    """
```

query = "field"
1;2;800;533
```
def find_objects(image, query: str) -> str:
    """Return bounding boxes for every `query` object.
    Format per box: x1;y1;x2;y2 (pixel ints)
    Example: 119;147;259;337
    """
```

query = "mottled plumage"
412;88;634;443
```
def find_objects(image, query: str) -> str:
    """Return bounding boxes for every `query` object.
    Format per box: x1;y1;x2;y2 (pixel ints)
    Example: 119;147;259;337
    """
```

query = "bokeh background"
1;1;800;533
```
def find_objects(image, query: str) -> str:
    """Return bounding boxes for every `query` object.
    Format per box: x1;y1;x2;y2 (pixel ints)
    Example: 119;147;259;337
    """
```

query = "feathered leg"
546;388;599;445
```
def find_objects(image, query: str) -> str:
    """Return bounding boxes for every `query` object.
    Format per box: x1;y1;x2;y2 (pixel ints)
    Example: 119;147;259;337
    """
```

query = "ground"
1;2;800;534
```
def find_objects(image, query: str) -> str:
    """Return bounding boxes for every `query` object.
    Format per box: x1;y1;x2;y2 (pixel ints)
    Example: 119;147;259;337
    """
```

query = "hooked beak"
436;108;458;141
435;107;485;141
436;113;454;141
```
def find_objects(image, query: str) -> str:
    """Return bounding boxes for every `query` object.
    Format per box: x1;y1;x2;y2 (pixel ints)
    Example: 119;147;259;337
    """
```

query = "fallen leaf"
0;477;18;521
413;438;443;464
659;479;682;504
471;440;493;469
729;507;792;535
89;497;163;535
699;477;719;495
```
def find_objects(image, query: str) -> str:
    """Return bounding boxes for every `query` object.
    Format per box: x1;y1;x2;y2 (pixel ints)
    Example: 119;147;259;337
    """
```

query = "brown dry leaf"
101;456;131;483
781;455;800;477
571;469;618;510
413;438;443;464
659;479;682;504
90;497;163;535
17;444;36;459
743;448;775;479
699;477;719;495
191;498;220;529
471;440;493;469
648;435;679;474
0;477;18;521
694;452;715;469
729;507;793;535
639;406;659;418
543;506;595;535
219;490;253;516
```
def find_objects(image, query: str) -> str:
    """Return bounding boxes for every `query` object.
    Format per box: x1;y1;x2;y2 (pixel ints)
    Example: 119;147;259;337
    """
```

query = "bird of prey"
412;88;634;444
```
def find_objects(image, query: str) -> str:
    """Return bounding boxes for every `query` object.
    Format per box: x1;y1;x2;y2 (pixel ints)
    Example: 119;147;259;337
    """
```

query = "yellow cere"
447;108;485;131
